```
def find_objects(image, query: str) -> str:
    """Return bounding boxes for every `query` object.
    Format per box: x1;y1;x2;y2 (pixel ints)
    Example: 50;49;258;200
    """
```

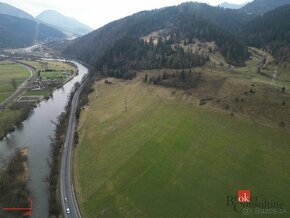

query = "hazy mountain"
0;14;65;49
0;2;34;20
36;10;93;37
240;5;290;61
219;2;247;9
241;0;290;14
63;3;249;68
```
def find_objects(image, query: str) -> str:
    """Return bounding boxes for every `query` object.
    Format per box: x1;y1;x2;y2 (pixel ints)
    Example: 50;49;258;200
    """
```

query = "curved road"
60;75;88;218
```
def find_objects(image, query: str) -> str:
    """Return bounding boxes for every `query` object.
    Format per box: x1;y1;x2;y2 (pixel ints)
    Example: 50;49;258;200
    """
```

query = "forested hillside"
64;2;249;73
240;0;290;15
240;5;290;61
36;10;93;37
63;0;290;75
0;2;34;20
0;14;65;48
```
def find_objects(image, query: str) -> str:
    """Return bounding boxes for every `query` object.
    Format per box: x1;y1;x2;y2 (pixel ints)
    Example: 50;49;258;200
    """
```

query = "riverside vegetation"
48;75;94;218
0;149;29;218
0;59;77;140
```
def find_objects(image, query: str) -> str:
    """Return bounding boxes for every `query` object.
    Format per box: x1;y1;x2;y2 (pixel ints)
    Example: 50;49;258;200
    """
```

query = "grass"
235;48;290;89
23;89;51;97
21;60;44;70
39;71;70;84
0;61;30;103
0;109;22;137
20;60;77;98
40;71;66;79
75;78;290;218
21;60;76;73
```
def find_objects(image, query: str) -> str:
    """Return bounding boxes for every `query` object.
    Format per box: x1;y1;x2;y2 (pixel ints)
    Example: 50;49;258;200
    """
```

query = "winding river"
0;61;88;218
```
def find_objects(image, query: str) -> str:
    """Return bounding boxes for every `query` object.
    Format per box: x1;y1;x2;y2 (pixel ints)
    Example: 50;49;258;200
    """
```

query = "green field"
0;61;30;103
75;79;290;218
40;71;68;80
0;109;22;138
21;60;76;73
20;60;77;97
23;89;51;97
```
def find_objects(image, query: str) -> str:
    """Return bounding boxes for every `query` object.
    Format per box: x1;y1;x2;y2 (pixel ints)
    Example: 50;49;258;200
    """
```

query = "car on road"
65;197;68;202
66;208;70;214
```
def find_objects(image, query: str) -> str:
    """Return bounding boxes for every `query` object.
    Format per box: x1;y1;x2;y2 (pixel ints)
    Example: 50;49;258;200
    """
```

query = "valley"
140;46;290;128
0;59;88;218
75;72;290;217
73;34;290;218
1;0;290;218
0;58;77;140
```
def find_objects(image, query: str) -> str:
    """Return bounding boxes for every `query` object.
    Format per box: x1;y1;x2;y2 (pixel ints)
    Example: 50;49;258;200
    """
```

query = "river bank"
0;59;79;141
0;148;29;218
0;61;88;218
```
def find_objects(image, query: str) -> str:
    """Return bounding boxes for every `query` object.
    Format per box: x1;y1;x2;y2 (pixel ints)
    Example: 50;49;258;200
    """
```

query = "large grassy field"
23;89;51;97
21;60;76;73
40;71;66;79
75;78;290;218
0;61;30;103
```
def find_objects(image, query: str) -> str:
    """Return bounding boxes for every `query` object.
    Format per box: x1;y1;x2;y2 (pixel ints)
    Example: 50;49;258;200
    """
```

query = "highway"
60;75;88;218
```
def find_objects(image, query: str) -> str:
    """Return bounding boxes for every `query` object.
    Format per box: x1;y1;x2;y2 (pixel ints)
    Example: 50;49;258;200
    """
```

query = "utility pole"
271;66;277;86
125;96;127;112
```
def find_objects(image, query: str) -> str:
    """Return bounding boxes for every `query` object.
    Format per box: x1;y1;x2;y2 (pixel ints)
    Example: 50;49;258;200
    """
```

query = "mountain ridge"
0;2;34;20
0;14;65;49
36;10;93;37
219;2;247;9
240;0;290;14
240;4;290;61
63;2;249;70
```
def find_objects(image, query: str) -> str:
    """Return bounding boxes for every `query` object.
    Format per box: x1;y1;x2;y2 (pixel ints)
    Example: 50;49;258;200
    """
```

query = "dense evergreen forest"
240;0;290;15
64;2;250;73
239;5;290;62
0;14;65;48
63;0;290;78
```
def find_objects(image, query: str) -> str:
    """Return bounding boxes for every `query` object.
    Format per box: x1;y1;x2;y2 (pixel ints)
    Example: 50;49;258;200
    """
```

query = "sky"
1;0;250;29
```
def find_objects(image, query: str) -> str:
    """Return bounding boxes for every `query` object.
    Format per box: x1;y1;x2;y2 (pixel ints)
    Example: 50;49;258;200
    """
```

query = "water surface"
0;61;88;218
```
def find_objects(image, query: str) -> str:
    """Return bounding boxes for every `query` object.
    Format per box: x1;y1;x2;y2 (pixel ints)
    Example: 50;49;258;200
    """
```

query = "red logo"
238;190;250;202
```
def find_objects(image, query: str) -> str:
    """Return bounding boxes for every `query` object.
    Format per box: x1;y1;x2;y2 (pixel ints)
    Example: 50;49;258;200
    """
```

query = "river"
0;61;88;218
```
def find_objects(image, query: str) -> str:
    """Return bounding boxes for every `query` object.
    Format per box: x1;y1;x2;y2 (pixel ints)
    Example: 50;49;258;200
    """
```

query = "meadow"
21;60;76;73
75;78;290;218
21;59;77;97
23;90;51;97
0;61;30;103
40;71;67;79
0;109;22;138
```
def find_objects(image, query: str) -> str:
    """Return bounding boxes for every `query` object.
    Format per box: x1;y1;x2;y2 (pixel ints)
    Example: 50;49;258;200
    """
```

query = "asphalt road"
60;77;88;218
